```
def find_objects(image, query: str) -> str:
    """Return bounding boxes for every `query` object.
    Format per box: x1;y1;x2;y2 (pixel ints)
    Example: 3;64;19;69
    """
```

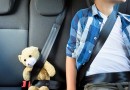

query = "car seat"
0;0;130;90
29;0;87;89
0;0;30;90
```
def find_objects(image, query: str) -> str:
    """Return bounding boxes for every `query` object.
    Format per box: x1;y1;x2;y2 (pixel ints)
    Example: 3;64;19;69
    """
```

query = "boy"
66;0;130;90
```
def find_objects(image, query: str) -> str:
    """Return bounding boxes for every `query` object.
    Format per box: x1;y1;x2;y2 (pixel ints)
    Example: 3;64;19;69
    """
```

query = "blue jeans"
84;82;130;90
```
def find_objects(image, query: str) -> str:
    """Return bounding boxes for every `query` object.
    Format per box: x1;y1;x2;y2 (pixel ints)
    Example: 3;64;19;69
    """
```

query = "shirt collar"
91;4;99;16
118;12;130;22
91;4;130;29
118;12;130;29
91;4;104;22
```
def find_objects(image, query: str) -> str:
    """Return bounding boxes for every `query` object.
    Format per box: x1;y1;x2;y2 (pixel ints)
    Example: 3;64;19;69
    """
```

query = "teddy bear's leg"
39;86;49;90
28;86;39;90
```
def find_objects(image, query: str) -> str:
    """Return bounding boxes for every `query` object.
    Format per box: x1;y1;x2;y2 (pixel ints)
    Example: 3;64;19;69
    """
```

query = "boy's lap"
84;83;129;90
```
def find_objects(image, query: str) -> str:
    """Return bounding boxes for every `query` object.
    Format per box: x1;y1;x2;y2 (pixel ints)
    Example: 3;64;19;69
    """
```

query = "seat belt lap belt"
77;4;119;88
30;9;66;89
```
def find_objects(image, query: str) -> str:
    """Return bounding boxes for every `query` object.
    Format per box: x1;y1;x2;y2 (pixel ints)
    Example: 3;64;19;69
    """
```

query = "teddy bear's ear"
34;47;38;50
18;55;22;61
29;46;38;51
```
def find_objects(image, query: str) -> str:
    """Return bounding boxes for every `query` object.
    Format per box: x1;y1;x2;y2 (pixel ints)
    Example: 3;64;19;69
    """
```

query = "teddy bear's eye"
29;55;32;58
24;59;26;61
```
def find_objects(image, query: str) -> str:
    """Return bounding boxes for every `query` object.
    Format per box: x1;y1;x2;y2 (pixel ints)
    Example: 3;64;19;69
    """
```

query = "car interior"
0;0;130;90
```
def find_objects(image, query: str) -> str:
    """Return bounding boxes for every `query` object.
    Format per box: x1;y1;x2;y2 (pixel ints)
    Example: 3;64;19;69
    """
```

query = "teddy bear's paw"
23;75;30;81
28;86;39;90
37;72;46;80
39;86;49;90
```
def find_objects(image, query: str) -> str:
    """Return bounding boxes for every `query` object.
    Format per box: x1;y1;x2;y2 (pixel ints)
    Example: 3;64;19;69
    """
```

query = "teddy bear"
18;46;56;90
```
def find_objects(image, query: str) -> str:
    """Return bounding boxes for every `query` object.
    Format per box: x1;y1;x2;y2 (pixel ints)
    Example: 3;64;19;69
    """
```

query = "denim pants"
84;82;130;90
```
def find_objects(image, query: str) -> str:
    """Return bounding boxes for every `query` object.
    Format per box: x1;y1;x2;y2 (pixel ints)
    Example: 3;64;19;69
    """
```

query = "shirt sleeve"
66;10;82;59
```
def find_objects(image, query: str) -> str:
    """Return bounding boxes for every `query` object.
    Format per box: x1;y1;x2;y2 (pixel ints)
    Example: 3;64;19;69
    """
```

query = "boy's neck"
95;0;115;17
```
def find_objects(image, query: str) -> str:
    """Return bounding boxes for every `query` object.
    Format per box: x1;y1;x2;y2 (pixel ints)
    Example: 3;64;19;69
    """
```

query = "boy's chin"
111;0;126;3
119;0;126;3
121;0;126;3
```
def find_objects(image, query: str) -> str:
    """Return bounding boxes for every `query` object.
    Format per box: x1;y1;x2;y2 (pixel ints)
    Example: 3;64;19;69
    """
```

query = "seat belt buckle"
22;81;31;90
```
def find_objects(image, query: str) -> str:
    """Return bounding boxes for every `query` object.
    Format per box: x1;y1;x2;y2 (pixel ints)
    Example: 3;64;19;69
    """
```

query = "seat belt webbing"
30;9;66;86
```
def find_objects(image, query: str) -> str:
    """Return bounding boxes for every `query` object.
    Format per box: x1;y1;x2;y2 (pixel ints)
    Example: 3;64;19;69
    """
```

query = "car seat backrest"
29;0;87;86
29;0;65;48
0;0;29;87
0;0;15;15
119;0;130;15
29;0;65;83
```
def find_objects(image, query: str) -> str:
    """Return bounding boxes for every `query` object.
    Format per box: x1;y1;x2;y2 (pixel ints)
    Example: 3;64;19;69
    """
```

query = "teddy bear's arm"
37;68;50;80
44;61;56;77
23;67;32;81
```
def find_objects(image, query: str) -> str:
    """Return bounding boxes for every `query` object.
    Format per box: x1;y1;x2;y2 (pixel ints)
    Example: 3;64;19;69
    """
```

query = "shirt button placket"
94;37;97;40
99;22;102;25
89;50;92;54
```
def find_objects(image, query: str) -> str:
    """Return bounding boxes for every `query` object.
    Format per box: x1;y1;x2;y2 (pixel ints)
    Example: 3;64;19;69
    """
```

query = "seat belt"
22;81;30;90
29;8;66;89
77;4;119;88
86;0;94;7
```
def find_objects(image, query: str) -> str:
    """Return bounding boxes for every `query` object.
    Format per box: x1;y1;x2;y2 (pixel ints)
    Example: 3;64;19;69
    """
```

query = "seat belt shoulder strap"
30;9;66;83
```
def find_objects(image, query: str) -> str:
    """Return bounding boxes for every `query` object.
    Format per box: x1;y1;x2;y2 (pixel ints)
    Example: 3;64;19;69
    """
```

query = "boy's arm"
66;10;83;90
66;56;77;90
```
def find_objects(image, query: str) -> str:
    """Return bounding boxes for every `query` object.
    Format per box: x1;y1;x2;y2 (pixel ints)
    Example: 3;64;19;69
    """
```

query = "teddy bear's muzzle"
26;57;37;67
